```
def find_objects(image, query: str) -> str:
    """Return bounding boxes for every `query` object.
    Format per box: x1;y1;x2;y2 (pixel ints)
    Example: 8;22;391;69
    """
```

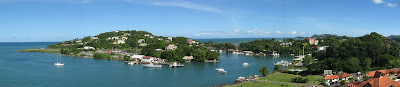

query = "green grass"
19;49;60;53
258;72;322;84
226;81;302;87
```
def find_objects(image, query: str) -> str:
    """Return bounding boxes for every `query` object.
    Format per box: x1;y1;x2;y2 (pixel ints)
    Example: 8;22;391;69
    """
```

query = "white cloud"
373;0;384;4
290;31;297;35
247;29;272;35
275;31;282;34
387;3;397;7
151;1;223;14
235;29;240;33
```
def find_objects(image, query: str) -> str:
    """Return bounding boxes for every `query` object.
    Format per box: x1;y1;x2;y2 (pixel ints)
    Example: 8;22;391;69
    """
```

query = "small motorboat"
54;62;64;66
242;62;249;66
215;68;224;71
219;70;227;74
143;63;162;68
128;62;135;65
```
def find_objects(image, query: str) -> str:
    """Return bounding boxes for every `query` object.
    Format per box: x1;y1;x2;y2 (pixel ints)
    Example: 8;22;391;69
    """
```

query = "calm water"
0;42;294;87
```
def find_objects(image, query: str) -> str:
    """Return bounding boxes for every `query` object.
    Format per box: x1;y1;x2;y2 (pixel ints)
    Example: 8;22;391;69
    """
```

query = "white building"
183;56;194;62
76;40;82;43
141;56;154;63
121;37;128;40
114;30;120;33
165;44;177;50
83;46;95;50
90;37;99;40
158;38;163;40
317;46;329;51
144;34;150;37
131;55;144;61
280;42;293;47
139;43;147;47
114;40;125;44
168;37;173;41
137;39;145;43
111;37;119;40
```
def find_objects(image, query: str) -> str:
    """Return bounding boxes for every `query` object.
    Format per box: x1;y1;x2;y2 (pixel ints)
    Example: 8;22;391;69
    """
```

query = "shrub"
291;77;308;83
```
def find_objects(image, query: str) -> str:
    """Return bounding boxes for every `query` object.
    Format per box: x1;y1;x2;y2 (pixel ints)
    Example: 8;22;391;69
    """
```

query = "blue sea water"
0;42;294;87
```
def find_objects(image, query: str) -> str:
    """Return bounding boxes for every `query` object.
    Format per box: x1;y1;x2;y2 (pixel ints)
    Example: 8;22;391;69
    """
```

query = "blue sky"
0;0;399;42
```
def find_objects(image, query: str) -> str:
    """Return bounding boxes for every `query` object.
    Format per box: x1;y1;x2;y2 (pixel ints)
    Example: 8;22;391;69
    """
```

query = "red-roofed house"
357;71;400;87
323;75;340;83
141;56;154;63
338;73;353;80
305;37;319;45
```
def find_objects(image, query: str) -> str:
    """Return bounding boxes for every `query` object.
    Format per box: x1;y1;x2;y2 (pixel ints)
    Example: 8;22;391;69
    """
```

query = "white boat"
215;68;224;71
242;62;248;66
219;70;227;74
271;51;280;56
128;62;135;65
54;54;64;66
143;63;162;68
274;60;290;66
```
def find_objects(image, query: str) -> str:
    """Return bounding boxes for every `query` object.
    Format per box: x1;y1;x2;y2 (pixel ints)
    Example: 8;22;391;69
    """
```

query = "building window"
389;85;395;87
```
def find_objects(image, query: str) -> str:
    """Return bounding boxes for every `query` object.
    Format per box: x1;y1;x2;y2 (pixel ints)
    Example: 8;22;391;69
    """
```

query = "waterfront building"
130;55;144;61
182;56;194;62
141;56;154;63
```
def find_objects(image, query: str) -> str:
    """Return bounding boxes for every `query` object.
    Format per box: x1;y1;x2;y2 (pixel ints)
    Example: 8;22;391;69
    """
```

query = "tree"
303;55;312;67
123;55;130;61
273;65;281;73
259;66;269;76
344;57;361;73
193;49;206;62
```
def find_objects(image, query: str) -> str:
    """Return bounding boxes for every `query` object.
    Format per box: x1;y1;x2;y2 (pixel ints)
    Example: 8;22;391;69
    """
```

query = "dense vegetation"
47;30;220;62
308;32;400;74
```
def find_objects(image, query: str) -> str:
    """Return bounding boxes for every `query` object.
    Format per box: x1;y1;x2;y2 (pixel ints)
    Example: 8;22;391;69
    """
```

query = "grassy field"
258;72;322;84
224;72;323;87
19;49;60;53
226;81;302;87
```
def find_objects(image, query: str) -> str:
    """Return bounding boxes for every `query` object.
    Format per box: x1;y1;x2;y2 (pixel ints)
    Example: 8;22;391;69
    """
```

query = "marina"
0;42;295;87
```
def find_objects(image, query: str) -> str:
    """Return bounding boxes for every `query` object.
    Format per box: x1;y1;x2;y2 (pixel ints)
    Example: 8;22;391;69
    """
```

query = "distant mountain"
389;35;400;41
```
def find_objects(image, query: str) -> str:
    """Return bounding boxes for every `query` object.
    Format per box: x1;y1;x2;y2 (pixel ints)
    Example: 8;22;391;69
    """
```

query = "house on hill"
357;71;400;87
305;37;319;45
137;39;145;43
165;44;177;50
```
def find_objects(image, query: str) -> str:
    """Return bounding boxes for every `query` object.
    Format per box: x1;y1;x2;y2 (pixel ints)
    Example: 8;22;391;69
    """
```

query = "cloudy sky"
0;0;399;42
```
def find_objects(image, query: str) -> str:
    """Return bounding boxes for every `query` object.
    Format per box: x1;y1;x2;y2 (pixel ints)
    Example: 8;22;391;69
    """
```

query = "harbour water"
0;42;294;87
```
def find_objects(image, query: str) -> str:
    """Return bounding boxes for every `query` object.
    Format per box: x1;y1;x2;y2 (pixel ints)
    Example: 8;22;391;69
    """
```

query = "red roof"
367;71;376;77
142;56;153;58
338;73;352;78
305;37;312;39
323;75;339;80
357;75;400;87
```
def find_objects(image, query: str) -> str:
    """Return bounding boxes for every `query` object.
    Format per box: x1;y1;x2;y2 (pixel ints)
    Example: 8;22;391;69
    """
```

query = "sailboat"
54;54;64;66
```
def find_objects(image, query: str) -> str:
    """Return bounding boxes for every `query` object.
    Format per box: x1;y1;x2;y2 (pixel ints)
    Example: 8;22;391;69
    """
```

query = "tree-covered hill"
46;30;220;62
